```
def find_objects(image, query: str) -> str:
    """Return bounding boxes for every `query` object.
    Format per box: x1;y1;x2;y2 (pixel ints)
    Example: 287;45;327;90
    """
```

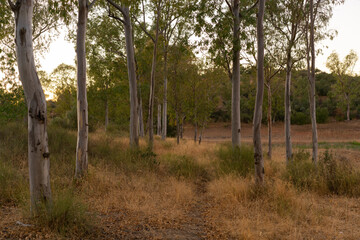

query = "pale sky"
40;0;360;74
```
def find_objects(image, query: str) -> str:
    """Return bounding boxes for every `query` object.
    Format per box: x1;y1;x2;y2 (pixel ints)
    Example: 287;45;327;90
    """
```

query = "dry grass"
1;122;360;239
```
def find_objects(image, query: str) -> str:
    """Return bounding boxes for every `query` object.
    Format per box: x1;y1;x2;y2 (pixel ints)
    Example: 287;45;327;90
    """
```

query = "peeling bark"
254;0;265;184
75;0;89;178
231;0;241;148
11;0;52;213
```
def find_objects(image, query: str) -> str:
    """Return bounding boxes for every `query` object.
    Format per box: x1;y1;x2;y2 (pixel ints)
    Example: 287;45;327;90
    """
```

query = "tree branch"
245;0;259;13
7;0;17;11
106;0;126;17
108;7;125;25
132;15;155;43
88;0;98;10
225;0;233;13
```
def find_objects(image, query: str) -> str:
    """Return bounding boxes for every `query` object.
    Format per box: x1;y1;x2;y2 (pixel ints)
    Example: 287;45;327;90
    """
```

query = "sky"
40;0;360;75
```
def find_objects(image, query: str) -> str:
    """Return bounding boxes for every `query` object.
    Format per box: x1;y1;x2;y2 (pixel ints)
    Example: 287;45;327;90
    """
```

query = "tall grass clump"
163;154;208;179
285;150;317;190
0;161;27;205
88;134;158;172
317;151;360;196
285;150;360;196
35;190;93;236
216;144;254;177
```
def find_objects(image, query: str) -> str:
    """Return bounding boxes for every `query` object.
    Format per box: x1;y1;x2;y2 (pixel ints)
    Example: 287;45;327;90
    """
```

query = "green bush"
318;151;360;196
316;107;329;123
216;144;254;177
292;111;310;125
35;190;93;236
285;150;360;196
285;150;317;190
164;154;208;179
88;135;158;172
0;162;27;205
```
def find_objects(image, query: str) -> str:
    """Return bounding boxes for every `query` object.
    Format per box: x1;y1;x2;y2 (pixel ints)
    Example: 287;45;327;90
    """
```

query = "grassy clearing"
285;149;360;196
1;122;360;239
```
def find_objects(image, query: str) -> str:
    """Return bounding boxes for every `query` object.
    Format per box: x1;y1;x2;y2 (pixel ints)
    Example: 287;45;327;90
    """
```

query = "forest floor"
1;121;360;239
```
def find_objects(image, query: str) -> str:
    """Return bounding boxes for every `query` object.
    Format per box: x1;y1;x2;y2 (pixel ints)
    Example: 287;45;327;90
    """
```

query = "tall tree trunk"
176;112;180;145
76;0;89;178
138;88;145;137
231;0;241;148
123;7;139;147
180;115;185;139
10;0;52;213
199;124;204;145
308;0;318;163
194;122;198;143
157;104;161;135
105;82;109;131
147;8;160;149
162;43;168;140
267;84;272;158
346;97;350;121
285;52;293;163
253;0;265;185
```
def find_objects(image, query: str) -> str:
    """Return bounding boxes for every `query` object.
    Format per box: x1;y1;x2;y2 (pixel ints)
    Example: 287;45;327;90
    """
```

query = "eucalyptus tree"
131;0;163;148
107;0;139;147
75;0;97;177
6;0;52;214
5;0;76;214
197;0;258;148
160;0;196;140
326;50;358;121
304;0;344;163
253;0;265;184
267;0;307;162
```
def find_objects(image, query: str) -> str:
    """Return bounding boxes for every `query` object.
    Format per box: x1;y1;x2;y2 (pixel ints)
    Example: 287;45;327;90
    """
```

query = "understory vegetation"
1;122;360;239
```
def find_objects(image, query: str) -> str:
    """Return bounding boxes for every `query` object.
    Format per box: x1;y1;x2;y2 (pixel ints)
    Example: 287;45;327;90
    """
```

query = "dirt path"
183;120;360;144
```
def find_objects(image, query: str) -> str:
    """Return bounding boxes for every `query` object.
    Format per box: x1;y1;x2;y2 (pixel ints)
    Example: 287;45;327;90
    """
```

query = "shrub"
216;144;254;177
35;190;93;236
285;150;317;190
318;151;360;196
0;161;27;205
285;150;360;196
292;111;310;125
164;154;208;179
316;107;329;123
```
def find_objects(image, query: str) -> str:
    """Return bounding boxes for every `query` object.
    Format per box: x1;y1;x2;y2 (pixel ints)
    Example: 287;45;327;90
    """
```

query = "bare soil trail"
183;120;360;144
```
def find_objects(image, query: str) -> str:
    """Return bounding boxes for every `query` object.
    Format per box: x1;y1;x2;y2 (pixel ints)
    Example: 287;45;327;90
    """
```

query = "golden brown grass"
2;122;360;239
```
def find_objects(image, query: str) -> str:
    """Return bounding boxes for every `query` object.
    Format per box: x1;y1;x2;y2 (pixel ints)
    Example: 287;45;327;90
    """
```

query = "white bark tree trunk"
75;0;89;178
138;88;145;137
253;0;265;184
267;85;272;158
106;0;139;146
147;7;160;149
285;53;293;163
307;0;318;163
9;0;52;213
157;104;161;135
231;0;241;148
162;43;168;140
123;8;139;147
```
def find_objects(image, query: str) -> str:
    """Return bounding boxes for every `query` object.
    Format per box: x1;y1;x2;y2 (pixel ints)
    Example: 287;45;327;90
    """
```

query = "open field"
1;121;360;239
184;120;360;143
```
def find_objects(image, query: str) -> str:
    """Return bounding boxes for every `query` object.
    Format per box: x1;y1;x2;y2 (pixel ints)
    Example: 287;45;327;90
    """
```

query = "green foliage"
164;154;208;179
285;150;360;196
292;111;310;125
35;190;92;236
316;107;329;123
285;150;317;190
88;135;158;172
0;161;27;205
216;144;254;177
